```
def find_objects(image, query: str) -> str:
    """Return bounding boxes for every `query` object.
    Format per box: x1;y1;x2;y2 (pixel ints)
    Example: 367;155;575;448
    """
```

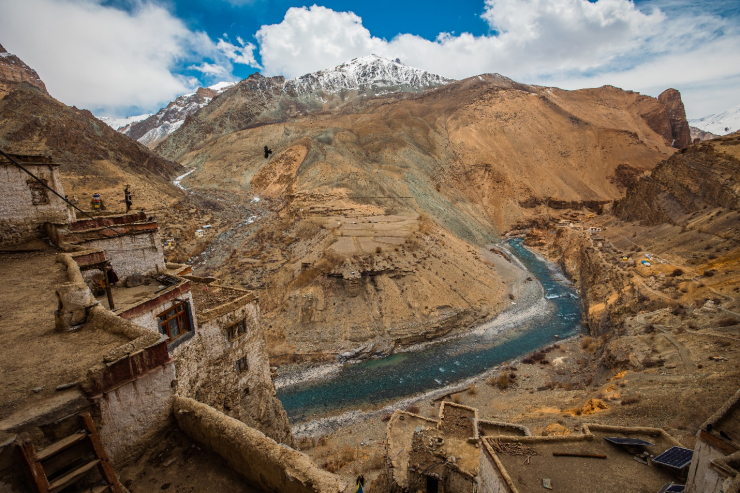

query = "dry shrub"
452;394;463;404
291;267;321;289
375;246;382;254
418;214;434;235
621;395;641;405
364;453;385;471
295;221;322;240
406;405;420;414
381;414;392;422
495;372;510;390
670;268;684;277
642;357;662;368
467;385;478;396
718;317;739;327
581;336;593;349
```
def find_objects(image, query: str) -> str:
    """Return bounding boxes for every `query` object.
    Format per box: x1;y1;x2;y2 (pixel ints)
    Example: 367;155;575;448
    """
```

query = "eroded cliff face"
530;132;740;339
658;88;692;149
614;134;740;225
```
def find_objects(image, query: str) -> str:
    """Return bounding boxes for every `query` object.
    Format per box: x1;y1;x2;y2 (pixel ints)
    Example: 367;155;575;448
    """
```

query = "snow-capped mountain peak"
97;81;236;147
689;103;740;136
284;55;454;96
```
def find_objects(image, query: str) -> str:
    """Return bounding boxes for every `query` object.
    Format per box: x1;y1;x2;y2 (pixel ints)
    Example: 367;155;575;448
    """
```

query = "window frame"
157;301;191;342
27;179;49;205
226;318;248;341
235;355;249;374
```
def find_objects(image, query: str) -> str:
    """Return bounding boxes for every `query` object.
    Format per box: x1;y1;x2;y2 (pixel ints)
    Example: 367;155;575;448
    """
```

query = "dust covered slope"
0;82;184;210
179;75;681;232
168;75;688;358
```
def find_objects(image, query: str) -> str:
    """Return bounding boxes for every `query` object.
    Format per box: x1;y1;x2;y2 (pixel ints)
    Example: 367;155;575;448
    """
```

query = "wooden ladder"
18;413;123;493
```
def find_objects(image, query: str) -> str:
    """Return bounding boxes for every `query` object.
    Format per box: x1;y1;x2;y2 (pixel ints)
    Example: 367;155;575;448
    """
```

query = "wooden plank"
18;440;49;493
80;413;123;493
699;429;738;455
36;432;87;461
48;459;100;493
553;452;607;459
42;441;93;478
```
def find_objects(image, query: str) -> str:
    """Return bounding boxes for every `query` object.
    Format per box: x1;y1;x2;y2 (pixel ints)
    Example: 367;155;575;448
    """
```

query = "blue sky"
0;0;738;119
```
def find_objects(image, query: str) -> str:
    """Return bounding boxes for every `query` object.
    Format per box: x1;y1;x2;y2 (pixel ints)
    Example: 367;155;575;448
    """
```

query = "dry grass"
322;445;357;473
405;405;420;414
621;395;641;405
295;220;322;240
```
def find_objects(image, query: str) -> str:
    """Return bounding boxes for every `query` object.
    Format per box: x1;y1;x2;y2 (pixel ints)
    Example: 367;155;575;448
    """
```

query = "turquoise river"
276;239;583;422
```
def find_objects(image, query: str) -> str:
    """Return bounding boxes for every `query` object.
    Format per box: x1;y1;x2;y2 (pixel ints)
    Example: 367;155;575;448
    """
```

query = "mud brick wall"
0;163;73;246
174;296;293;445
174;398;345;493
83;230;165;278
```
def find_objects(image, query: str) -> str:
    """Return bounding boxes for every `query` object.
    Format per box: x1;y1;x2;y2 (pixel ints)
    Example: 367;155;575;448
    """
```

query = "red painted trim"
71;212;147;231
118;281;191;320
84;340;172;396
71;251;107;268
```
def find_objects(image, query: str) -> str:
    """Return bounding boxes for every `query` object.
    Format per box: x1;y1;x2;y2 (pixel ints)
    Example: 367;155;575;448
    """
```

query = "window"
226;319;247;341
27;180;49;205
157;301;191;342
235;356;249;374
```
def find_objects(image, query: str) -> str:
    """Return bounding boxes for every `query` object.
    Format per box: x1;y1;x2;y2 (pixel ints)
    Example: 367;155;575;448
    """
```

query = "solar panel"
659;484;686;493
604;437;655;446
652;447;693;469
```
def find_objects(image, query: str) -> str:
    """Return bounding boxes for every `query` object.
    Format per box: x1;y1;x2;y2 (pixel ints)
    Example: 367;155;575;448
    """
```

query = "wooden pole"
553;452;607;459
103;265;115;310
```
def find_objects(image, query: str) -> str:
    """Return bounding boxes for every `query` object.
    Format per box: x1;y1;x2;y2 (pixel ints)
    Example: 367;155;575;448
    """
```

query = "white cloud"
255;1;740;118
217;37;260;67
0;0;257;117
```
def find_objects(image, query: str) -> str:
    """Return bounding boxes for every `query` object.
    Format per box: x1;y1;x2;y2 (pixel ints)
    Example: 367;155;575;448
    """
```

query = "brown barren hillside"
0;82;184;212
158;73;688;360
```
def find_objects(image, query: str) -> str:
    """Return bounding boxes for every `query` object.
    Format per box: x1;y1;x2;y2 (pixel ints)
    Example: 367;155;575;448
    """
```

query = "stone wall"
174;291;293;445
0;163;73;246
174;397;346;493
96;363;176;465
82;230;165;279
478;441;512;493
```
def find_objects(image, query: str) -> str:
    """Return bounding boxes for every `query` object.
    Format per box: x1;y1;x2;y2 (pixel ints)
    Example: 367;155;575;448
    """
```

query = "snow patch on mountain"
284;55;454;96
103;81;236;147
98;114;152;131
689;103;740;136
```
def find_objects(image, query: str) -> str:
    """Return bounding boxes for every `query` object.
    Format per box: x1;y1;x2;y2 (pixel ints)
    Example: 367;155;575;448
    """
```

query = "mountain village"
0;31;739;493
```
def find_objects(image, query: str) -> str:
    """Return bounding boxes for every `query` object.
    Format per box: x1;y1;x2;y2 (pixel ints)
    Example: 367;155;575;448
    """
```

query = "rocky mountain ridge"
283;55;453;97
156;56;454;160
0;66;184;211
0;43;47;96
103;56;452;151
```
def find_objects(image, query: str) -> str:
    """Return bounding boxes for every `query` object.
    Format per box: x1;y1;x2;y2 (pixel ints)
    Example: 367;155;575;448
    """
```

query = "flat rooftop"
0;251;128;423
190;282;249;313
486;426;683;493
